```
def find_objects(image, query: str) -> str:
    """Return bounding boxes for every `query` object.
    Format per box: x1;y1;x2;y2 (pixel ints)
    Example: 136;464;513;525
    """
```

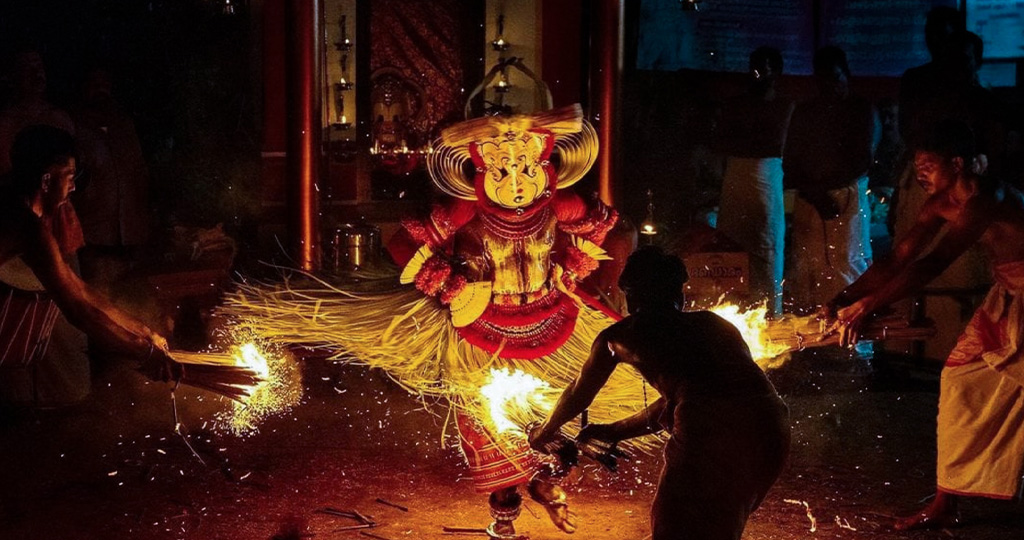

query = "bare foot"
486;521;522;539
527;479;577;534
893;494;960;531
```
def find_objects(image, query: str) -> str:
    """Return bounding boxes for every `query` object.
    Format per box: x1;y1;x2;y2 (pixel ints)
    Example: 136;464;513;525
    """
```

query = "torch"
527;421;631;474
157;345;270;402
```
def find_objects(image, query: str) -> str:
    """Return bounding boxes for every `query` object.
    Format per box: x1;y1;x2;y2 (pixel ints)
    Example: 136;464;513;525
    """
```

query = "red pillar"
285;0;323;272
592;0;623;207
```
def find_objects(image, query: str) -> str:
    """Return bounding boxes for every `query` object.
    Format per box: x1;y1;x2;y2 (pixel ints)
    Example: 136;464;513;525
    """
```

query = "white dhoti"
937;261;1024;499
718;157;785;314
787;177;872;312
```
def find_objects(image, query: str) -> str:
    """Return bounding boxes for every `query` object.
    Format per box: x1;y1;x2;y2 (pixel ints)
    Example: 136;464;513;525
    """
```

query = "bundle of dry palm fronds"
763;313;936;352
168;350;265;401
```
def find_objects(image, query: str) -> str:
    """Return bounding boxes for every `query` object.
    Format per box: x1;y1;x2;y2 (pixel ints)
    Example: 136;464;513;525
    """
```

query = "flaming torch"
705;300;935;370
168;345;268;401
708;302;791;368
475;368;629;473
169;340;303;435
477;367;554;437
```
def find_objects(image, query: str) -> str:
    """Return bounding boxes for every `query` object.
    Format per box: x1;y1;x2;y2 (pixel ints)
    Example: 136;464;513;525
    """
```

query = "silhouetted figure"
895;30;1005;241
868;98;903;257
531;246;790;540
828;119;1024;531
869;98;904;194
898;6;965;153
784;46;878;312
714;46;794;314
0;49;74;174
72;67;151;289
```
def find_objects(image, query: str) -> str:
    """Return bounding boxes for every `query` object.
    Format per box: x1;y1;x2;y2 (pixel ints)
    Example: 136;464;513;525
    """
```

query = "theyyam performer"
223;103;652;538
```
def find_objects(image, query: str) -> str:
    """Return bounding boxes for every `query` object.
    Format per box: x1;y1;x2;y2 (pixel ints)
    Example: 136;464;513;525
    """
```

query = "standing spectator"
72;67;151;289
869;98;904;195
895;30;1005;241
715;46;794;315
868;98;904;257
0;48;75;174
784;46;879;312
898;6;965;155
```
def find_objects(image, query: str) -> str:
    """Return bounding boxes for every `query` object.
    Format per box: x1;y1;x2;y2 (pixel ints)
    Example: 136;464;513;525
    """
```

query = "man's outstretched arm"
830;206;945;311
531;332;618;449
833;195;992;346
22;221;166;357
580;397;667;444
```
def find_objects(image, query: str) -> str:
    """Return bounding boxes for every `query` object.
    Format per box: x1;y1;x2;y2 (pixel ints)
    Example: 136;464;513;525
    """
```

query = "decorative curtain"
370;0;480;139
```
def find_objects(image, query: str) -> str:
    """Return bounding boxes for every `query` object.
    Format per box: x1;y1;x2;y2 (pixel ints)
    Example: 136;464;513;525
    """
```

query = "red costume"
224;105;643;537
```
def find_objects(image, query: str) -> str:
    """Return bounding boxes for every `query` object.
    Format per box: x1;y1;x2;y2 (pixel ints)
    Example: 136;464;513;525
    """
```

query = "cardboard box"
682;251;749;306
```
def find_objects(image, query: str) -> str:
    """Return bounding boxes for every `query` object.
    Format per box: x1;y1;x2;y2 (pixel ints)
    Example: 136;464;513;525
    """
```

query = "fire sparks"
708;301;790;368
214;341;303;436
477;368;554;436
235;343;270;380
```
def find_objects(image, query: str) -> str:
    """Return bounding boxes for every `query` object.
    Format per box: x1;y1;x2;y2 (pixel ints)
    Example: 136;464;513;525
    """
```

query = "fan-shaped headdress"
426;59;598;202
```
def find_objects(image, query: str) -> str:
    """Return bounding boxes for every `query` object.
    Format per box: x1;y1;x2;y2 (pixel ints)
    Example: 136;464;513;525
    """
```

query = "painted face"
43;158;77;213
914;150;957;196
477;131;549;209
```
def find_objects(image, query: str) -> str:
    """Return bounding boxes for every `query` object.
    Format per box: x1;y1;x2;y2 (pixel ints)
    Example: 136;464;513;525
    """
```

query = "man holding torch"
0;125;174;383
827;118;1024;530
530;246;790;540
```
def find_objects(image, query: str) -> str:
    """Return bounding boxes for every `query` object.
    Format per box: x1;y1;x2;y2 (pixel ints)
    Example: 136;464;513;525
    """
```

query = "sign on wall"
638;0;815;74
967;0;1024;60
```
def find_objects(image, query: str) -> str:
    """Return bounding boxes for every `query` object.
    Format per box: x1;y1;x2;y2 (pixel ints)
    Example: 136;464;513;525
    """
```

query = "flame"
708;301;790;367
478;368;553;436
216;340;302;436
235;342;270;381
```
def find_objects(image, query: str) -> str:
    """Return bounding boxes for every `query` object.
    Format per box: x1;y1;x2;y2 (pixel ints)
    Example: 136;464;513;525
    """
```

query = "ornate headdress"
426;103;599;201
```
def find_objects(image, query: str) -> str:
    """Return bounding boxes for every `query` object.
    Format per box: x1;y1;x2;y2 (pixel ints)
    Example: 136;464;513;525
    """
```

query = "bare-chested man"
530;246;790;540
828;118;1024;530
0;125;173;380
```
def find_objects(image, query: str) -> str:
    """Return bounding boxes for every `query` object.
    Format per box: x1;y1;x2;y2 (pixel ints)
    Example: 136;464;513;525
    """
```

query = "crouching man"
0;125;173;381
530;246;790;540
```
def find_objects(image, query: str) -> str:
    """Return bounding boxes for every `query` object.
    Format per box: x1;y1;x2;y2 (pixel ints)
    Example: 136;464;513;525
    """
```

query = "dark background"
0;0;261;230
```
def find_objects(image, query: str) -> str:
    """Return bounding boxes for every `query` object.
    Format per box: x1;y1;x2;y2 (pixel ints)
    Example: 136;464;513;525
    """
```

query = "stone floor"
2;346;1023;540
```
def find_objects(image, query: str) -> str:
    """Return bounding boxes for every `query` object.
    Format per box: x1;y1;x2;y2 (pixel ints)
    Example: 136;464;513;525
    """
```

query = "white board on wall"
967;0;1024;60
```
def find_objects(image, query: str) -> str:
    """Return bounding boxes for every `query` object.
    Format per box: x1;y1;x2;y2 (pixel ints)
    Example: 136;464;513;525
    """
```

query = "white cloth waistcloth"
937;261;1024;498
786;176;872;312
718;157;785;314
